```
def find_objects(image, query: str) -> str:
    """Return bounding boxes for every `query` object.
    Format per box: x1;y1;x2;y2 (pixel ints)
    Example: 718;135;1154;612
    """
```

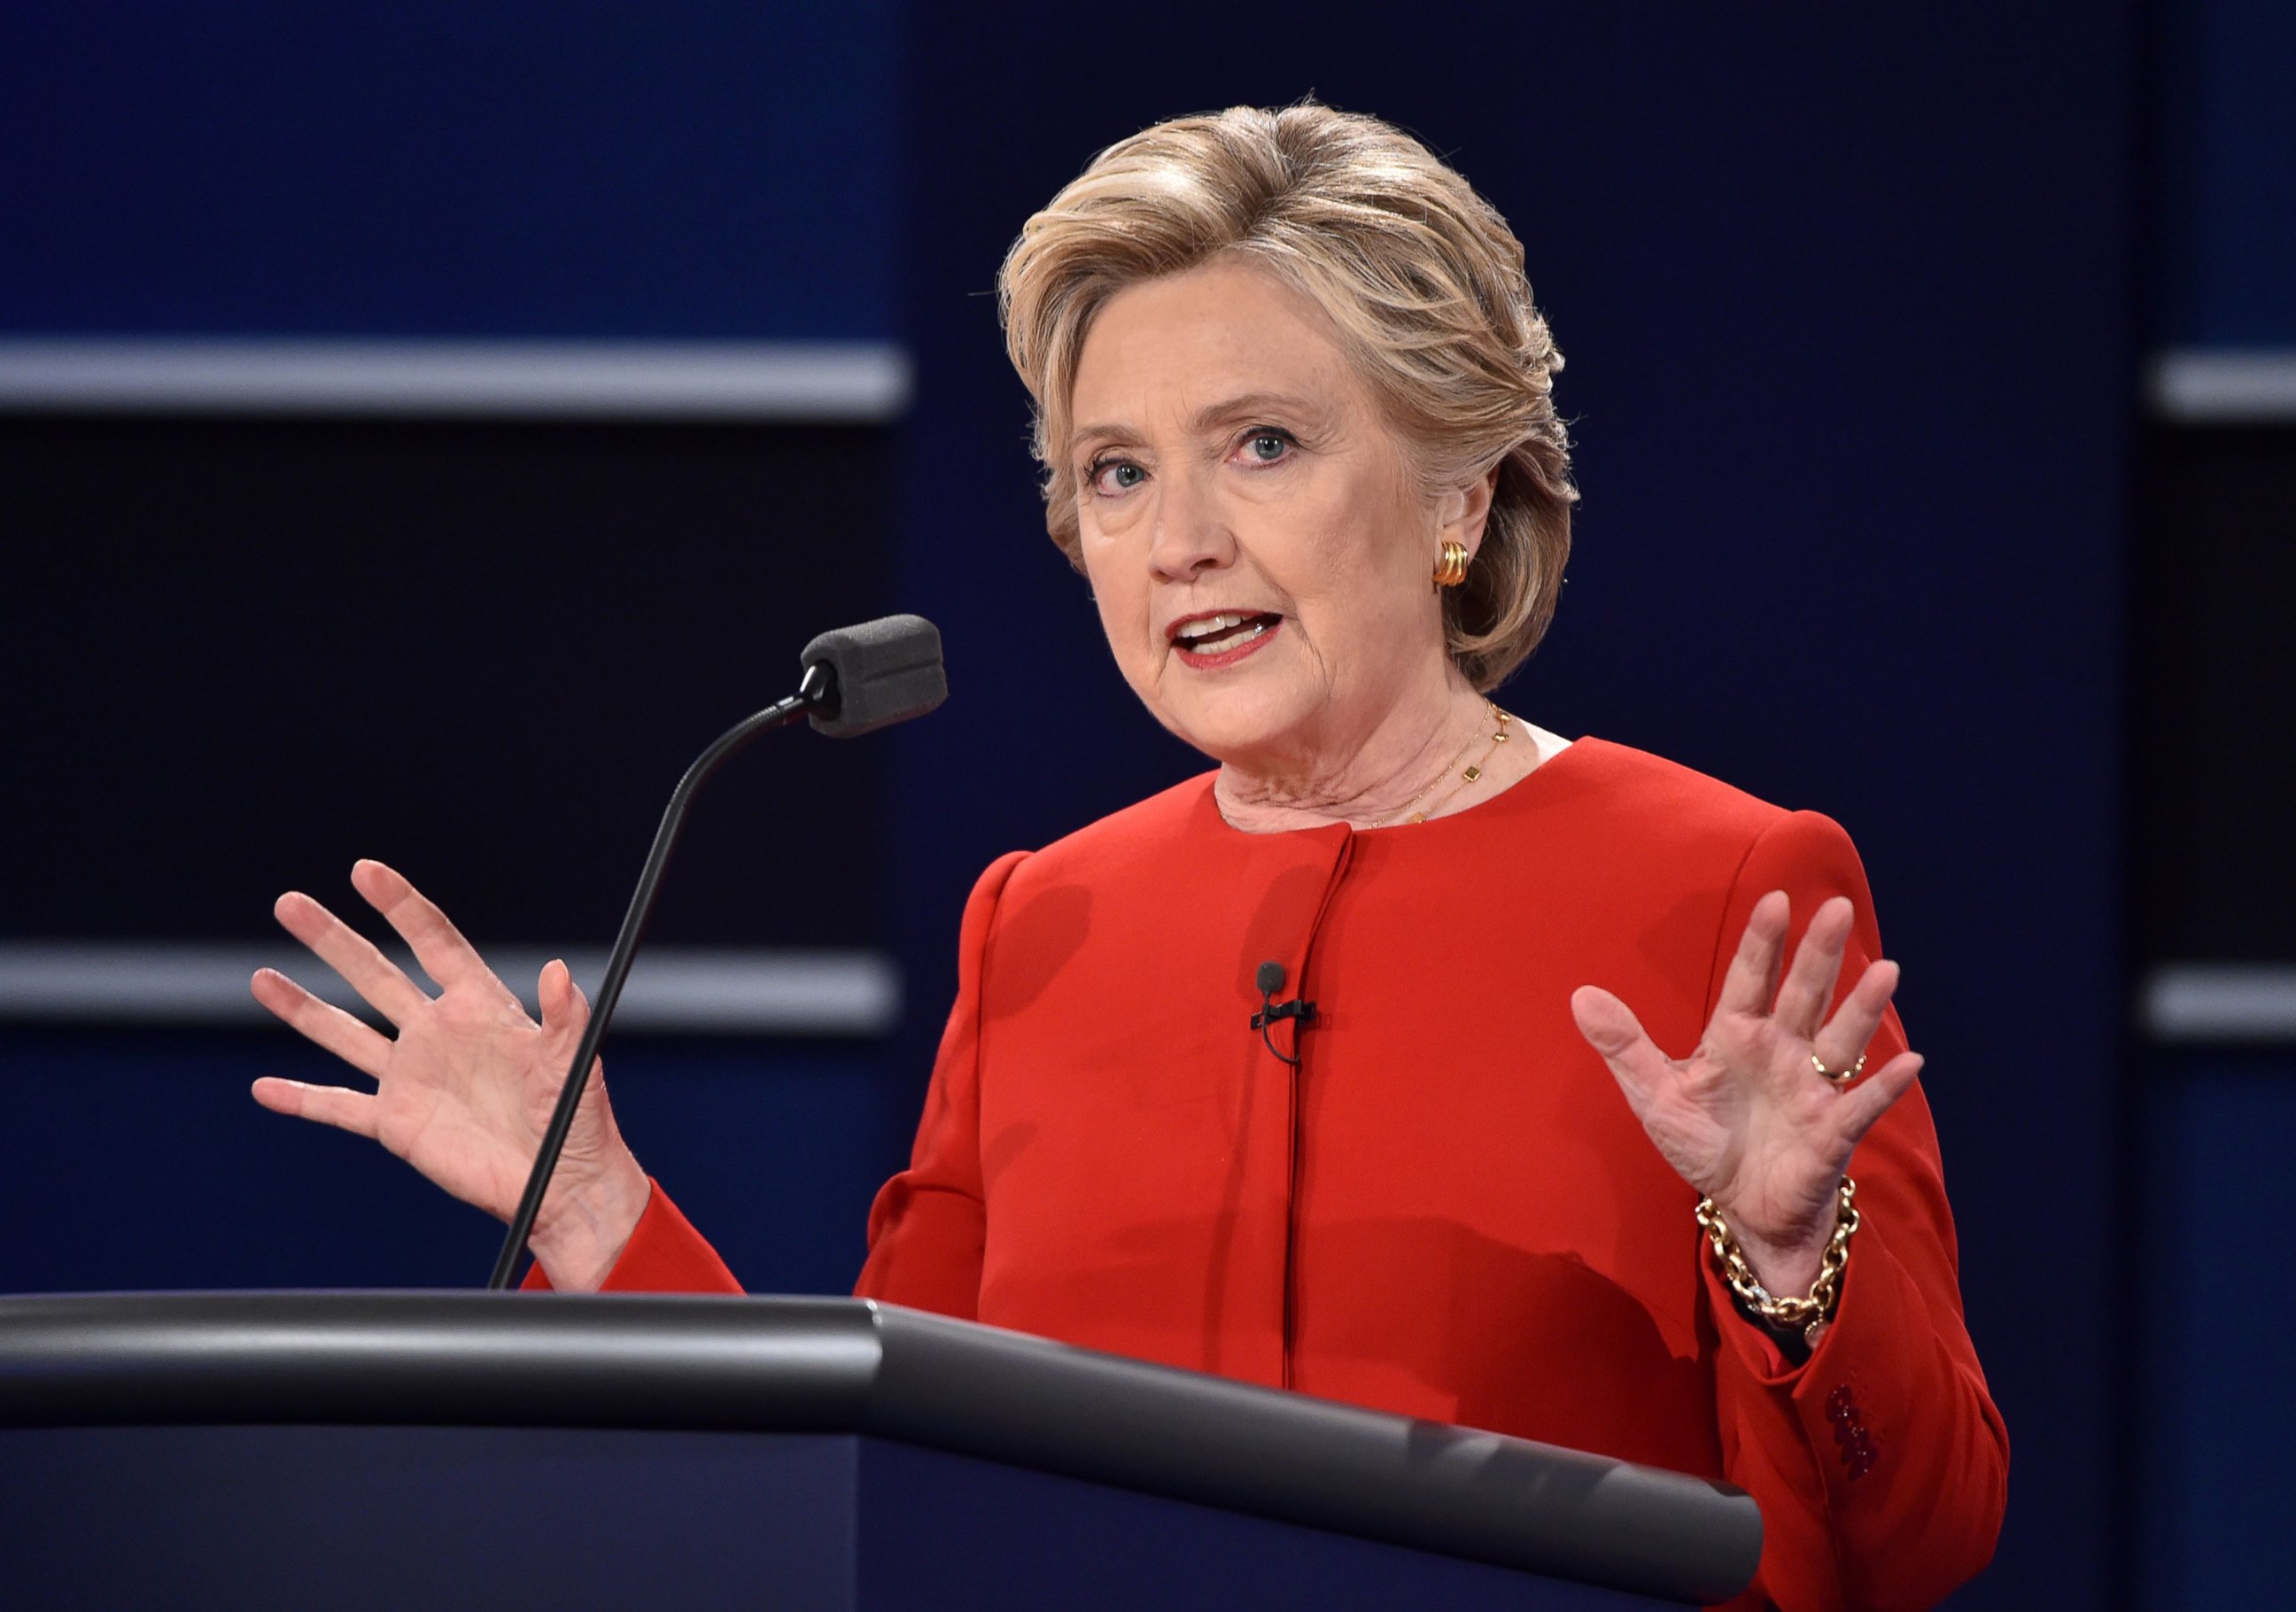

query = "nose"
1147;466;1236;584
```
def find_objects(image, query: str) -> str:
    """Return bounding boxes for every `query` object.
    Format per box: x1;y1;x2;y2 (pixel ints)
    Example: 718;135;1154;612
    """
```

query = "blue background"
5;3;2294;1607
2155;0;2296;345
0;4;899;337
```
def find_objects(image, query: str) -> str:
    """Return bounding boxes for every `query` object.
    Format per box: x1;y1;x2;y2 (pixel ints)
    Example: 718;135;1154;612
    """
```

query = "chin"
1156;685;1311;765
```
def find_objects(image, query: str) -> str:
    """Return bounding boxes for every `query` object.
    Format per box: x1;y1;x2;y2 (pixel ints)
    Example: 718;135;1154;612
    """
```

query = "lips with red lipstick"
1167;608;1284;668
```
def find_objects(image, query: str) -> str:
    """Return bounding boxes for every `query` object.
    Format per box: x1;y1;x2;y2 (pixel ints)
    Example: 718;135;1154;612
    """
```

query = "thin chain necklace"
1369;703;1513;827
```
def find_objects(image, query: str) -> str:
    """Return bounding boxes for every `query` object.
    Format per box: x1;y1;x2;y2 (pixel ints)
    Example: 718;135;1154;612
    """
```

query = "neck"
1213;670;1493;833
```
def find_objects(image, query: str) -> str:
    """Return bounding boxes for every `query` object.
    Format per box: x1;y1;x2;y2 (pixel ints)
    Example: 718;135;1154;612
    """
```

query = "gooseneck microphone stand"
485;660;839;1290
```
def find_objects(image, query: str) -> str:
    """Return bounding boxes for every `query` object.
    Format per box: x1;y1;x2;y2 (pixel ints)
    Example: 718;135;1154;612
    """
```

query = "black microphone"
485;615;948;1290
802;614;949;736
1250;959;1318;1068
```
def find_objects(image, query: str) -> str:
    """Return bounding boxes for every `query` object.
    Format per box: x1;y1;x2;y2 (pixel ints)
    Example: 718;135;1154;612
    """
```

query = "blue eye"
1090;459;1145;495
1245;430;1292;463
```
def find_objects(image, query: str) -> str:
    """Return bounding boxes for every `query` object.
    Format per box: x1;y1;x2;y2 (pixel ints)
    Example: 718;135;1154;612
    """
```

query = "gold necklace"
1371;704;1513;826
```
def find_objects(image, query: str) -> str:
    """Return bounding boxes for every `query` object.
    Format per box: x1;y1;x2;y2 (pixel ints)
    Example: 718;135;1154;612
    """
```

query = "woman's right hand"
249;858;651;1290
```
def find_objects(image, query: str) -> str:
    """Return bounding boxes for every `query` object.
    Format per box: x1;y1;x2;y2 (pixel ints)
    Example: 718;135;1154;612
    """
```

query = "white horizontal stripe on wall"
0;942;898;1037
2142;965;2296;1043
0;338;912;422
2149;349;2296;424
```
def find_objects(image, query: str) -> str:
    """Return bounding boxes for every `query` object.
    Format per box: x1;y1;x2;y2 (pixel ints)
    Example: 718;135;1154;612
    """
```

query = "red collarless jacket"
555;739;2006;1611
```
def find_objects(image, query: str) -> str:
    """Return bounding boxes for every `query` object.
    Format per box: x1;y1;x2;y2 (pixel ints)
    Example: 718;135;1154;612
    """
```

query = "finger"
538;958;591;1038
251;966;395;1081
353;859;490;993
1772;895;1855;1040
1836;1051;1924;1144
1571;985;1676;1109
250;1075;381;1140
1812;957;1900;1073
539;963;605;1098
1712;891;1790;1019
272;890;429;1025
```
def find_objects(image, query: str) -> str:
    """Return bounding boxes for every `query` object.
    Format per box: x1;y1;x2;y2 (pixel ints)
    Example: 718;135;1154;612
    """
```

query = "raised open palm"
249;859;648;1286
1571;890;1924;1293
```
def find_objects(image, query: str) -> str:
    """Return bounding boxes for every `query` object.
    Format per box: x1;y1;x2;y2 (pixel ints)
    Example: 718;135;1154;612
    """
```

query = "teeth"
1176;612;1251;642
1179;617;1268;654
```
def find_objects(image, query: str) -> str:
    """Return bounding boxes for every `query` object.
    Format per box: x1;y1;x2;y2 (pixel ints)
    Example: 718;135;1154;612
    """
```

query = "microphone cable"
1251;960;1317;1067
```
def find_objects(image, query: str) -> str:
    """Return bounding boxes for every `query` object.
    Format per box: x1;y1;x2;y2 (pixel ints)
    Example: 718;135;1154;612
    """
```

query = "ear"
1437;466;1501;561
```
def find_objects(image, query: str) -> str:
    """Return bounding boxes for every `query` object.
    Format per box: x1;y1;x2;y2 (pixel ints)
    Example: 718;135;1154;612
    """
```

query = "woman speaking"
250;104;2006;1610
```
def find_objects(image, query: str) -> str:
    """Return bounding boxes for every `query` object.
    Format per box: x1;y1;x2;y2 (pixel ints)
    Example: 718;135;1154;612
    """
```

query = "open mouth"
1169;610;1283;662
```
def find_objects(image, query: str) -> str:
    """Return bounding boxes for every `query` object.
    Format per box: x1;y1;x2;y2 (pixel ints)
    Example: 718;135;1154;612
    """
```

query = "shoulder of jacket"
1000;771;1217;888
1568;739;1802;859
1578;742;1874;906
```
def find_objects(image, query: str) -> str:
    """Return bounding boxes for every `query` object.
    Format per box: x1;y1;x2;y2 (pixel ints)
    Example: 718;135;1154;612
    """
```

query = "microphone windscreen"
801;615;949;738
1255;961;1286;996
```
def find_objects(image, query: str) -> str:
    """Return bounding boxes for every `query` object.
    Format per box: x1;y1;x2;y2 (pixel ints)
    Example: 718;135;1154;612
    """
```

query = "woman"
251;104;2006;1609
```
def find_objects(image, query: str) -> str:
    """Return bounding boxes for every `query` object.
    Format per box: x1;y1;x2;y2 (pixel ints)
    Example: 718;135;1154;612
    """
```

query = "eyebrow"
1067;391;1330;455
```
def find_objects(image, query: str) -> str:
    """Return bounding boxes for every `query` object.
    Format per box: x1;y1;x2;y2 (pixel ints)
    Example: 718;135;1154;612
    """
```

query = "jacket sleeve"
851;850;1030;1320
1703;810;2008;1612
517;1177;744;1294
524;850;1029;1304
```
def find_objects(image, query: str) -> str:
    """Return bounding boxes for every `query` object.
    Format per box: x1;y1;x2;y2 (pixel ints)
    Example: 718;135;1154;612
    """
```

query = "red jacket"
562;739;2006;1610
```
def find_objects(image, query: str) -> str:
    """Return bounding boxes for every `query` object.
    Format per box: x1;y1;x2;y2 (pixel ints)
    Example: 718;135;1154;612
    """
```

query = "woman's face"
1067;259;1482;773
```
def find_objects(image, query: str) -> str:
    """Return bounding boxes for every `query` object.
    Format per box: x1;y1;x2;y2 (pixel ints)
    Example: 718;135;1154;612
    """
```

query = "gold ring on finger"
1811;1051;1866;1086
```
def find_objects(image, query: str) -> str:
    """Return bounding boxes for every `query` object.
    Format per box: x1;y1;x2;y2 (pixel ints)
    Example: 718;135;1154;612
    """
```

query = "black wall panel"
1;417;890;949
2133;427;2296;960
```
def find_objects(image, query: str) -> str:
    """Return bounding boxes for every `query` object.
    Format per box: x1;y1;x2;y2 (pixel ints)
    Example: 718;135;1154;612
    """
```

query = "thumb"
538;961;605;1102
1571;985;1668;1107
539;958;593;1036
1571;984;1645;1058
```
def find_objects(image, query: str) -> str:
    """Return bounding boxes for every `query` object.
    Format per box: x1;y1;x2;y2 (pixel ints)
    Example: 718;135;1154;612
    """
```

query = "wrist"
527;1147;651;1292
1729;1223;1828;1297
1696;1178;1860;1348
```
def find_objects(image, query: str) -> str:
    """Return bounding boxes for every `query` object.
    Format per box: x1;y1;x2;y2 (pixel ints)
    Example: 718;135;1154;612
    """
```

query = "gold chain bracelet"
1695;1177;1859;1347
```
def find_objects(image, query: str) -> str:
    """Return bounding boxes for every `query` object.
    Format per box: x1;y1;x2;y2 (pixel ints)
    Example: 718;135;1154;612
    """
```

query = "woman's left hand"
1570;891;1925;1296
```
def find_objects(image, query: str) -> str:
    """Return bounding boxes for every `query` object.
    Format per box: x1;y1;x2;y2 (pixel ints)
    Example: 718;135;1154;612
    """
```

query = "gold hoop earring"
1433;540;1470;589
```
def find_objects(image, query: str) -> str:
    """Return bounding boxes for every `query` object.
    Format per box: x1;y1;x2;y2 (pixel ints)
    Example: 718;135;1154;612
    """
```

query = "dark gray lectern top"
0;1292;1760;1606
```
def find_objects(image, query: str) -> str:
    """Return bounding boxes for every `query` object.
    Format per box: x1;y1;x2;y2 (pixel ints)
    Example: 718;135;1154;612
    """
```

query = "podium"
0;1293;1759;1608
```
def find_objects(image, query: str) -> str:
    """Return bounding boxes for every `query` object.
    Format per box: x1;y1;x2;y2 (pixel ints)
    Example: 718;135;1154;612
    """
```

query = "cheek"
1281;494;1424;628
1077;542;1156;667
1301;582;1413;676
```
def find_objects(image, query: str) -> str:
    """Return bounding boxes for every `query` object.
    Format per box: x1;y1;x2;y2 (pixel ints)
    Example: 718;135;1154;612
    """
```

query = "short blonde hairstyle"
998;101;1576;691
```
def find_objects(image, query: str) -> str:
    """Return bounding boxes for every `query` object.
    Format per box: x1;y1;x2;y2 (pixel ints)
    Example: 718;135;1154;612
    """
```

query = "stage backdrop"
0;7;2169;1609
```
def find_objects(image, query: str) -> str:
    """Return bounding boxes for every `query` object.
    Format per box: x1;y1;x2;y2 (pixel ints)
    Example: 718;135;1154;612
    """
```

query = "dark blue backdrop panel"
2157;0;2296;344
0;4;898;338
0;1027;890;1298
2138;1058;2296;1612
888;6;2132;1606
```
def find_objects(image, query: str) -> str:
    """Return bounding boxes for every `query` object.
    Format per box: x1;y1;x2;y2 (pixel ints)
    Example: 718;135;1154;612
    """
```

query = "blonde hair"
998;101;1576;691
